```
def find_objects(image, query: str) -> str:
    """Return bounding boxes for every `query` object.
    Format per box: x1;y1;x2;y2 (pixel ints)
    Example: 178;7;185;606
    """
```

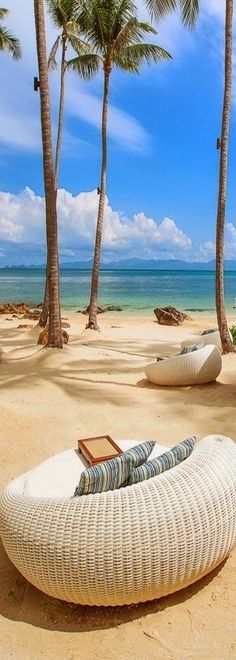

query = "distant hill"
2;258;236;270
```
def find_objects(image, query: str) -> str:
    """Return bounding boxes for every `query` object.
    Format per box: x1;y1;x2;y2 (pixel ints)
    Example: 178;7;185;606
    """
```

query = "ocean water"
0;268;236;315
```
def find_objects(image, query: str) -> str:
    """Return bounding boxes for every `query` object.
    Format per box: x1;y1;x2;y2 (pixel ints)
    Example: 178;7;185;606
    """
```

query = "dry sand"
0;311;236;660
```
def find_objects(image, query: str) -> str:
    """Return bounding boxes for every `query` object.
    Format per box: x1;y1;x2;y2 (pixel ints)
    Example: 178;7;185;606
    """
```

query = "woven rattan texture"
181;330;222;352
0;435;236;606
145;345;222;386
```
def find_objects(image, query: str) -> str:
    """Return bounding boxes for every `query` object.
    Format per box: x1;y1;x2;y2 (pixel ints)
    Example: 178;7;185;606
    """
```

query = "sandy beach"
0;311;236;660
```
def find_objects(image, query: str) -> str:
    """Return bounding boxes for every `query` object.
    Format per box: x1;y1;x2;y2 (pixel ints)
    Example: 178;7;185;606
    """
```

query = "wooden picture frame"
78;435;122;465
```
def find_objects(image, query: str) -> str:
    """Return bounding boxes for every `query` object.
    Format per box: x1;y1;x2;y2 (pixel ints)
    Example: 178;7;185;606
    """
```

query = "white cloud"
65;76;149;152
0;0;150;154
1;0;213;156
200;223;236;260
0;186;192;262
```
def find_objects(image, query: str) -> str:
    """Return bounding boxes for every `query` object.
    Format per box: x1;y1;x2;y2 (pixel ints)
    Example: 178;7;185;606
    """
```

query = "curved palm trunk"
55;36;67;188
39;36;67;328
34;0;62;348
215;0;234;353
87;68;110;330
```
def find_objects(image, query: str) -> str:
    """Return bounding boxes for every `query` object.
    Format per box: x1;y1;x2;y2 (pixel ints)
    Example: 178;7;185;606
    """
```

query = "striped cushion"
74;453;133;496
180;343;204;355
125;440;155;467
74;441;155;496
129;437;196;485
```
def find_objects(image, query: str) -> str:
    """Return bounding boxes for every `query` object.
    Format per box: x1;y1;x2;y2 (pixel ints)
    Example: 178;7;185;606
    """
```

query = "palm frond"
69;34;91;54
66;52;101;79
145;0;177;22
48;34;61;70
179;0;199;28
76;0;107;52
113;19;157;53
46;0;78;29
0;25;21;59
0;7;8;20
110;0;138;39
114;42;171;72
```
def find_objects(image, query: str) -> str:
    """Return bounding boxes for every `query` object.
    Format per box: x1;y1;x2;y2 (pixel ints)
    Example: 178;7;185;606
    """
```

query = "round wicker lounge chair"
181;329;233;353
1;435;236;606
181;330;222;352
145;344;222;387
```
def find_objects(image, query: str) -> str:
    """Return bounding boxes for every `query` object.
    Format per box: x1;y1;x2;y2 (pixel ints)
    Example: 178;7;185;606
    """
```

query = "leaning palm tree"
71;0;171;330
0;7;21;59
34;0;63;347
215;0;234;353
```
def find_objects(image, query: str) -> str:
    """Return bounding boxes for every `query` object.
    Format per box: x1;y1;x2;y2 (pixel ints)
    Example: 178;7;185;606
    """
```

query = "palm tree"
46;0;91;187
39;0;98;328
71;0;171;330
34;0;63;348
215;0;234;353
0;8;21;59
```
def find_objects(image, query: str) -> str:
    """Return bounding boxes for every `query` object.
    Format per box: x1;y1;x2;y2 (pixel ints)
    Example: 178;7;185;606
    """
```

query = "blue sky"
0;0;236;265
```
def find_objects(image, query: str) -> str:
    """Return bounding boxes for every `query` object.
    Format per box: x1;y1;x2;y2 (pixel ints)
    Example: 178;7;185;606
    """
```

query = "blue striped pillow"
74;453;133;496
74;441;155;496
125;440;155;467
129;437;196;485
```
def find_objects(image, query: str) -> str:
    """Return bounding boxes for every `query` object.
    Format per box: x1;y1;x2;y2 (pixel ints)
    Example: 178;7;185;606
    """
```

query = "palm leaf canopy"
0;24;21;59
47;0;92;70
46;0;79;32
0;7;8;20
145;0;199;28
73;0;171;72
0;7;21;59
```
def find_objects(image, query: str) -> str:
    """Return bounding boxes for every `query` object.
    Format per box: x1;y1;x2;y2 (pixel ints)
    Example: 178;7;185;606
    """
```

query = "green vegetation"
0;7;21;59
230;326;236;345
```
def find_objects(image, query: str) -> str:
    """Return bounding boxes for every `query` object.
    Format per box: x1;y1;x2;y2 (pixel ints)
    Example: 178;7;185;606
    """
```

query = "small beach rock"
154;306;191;326
61;322;70;328
81;305;123;315
23;309;41;320
62;330;69;344
17;324;32;329
38;328;69;346
0;301;30;315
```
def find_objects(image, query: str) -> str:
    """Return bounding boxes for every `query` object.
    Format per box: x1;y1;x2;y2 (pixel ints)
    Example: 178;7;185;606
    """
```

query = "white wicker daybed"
181;330;222;352
181;329;233;353
1;435;236;606
145;344;222;387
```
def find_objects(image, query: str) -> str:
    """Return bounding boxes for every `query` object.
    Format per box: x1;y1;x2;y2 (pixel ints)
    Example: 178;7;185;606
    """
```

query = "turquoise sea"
0;268;236;315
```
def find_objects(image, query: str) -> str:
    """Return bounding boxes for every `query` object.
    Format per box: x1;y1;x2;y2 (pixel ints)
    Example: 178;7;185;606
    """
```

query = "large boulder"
154;306;191;326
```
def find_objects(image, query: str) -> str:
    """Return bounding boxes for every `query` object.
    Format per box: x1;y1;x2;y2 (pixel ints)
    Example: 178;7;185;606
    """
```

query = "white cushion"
23;440;169;499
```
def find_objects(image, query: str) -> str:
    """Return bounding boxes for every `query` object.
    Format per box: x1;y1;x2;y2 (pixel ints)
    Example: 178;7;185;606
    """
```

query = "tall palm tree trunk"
34;0;62;348
55;35;67;188
87;67;110;330
215;0;234;353
38;262;49;327
39;36;67;328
